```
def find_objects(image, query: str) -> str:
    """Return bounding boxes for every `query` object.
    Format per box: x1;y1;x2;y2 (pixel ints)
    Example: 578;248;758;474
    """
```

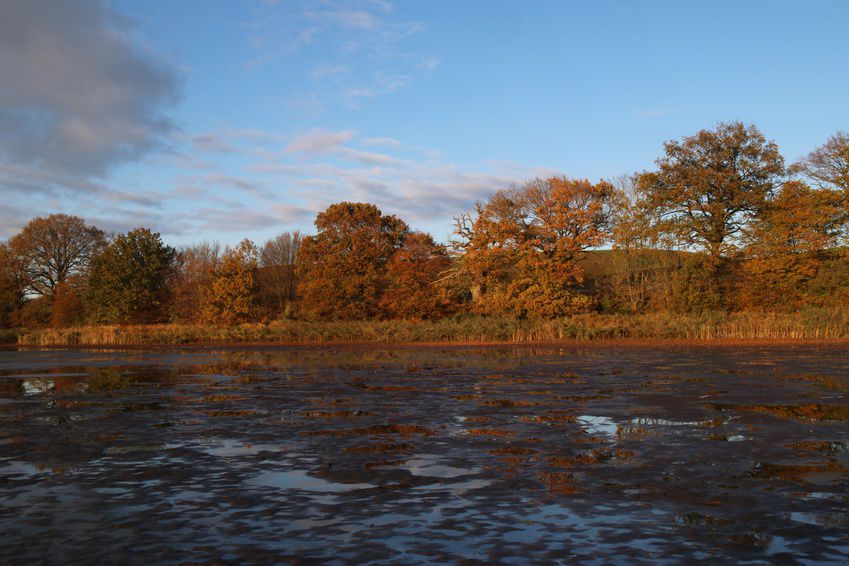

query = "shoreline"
6;336;849;350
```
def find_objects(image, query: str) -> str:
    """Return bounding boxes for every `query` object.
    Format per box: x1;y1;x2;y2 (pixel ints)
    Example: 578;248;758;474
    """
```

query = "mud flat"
1;344;848;564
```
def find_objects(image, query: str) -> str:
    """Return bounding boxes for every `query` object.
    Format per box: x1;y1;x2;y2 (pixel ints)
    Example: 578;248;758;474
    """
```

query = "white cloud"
245;1;435;103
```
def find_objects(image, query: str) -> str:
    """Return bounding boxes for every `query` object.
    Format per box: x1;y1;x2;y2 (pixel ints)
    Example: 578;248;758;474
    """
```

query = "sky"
2;0;848;245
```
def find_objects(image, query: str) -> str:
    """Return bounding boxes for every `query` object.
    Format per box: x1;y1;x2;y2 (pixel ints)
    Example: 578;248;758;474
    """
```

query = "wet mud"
1;344;848;564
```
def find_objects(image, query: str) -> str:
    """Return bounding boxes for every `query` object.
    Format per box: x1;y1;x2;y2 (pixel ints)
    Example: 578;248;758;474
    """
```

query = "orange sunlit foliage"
0;243;27;327
380;232;455;319
5;125;849;330
454;177;614;318
50;276;86;328
169;243;221;323
202;240;259;325
741;181;846;308
296;203;409;320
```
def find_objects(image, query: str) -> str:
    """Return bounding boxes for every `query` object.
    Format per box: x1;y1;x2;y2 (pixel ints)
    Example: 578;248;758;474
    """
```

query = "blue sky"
2;0;848;245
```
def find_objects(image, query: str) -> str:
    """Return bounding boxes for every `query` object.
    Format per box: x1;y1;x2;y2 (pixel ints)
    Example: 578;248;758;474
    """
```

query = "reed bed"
15;310;849;346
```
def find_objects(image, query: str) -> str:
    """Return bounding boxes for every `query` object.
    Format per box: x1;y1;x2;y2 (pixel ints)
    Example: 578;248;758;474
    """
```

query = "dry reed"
15;309;849;346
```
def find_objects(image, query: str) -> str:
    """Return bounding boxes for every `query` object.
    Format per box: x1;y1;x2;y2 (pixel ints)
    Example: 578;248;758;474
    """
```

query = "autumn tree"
454;177;615;318
0;243;27;327
9;214;105;299
202;239;260;325
741;181;846;308
296;203;409;320
605;174;680;313
50;276;86;327
257;231;301;319
380;231;456;319
168;242;221;323
792;131;849;192
637;122;785;258
86;228;175;324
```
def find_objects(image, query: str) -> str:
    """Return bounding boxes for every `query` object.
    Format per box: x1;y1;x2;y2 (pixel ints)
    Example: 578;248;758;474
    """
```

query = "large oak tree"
637;122;785;258
9;214;105;299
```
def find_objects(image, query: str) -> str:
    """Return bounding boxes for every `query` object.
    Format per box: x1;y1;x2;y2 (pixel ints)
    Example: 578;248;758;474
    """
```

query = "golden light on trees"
453;177;614;318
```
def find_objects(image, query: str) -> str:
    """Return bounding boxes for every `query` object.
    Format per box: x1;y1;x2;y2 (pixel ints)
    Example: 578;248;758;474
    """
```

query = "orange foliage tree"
380;231;456;319
741;181;847;308
202;240;260;325
454;177;614;318
50;276;86;327
169;242;221;323
296;203;409;320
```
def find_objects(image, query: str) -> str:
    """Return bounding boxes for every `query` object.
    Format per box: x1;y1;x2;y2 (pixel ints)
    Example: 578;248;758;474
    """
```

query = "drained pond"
1;344;848;564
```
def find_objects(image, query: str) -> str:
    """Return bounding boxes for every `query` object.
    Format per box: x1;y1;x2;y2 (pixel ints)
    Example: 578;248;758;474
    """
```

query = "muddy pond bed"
1;344;848;564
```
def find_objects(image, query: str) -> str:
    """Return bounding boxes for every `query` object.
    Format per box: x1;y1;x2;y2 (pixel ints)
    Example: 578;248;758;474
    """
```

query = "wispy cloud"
244;1;435;105
286;128;355;154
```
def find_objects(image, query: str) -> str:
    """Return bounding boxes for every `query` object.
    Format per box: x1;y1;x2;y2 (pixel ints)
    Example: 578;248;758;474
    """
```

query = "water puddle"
200;439;283;457
577;415;617;436
249;469;375;492
22;378;55;395
402;454;479;478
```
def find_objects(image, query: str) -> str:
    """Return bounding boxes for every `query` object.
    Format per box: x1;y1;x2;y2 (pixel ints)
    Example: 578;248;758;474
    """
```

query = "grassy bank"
14;310;849;346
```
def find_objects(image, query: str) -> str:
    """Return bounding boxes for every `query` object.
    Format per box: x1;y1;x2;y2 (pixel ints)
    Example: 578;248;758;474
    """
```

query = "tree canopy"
638;122;785;257
203;239;260;325
454;177;614;318
296;202;409;320
9;214;105;299
792;131;849;191
86;228;175;324
3;123;849;328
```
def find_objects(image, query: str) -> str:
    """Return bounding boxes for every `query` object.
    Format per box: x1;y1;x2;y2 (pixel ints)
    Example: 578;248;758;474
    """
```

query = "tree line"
1;122;848;328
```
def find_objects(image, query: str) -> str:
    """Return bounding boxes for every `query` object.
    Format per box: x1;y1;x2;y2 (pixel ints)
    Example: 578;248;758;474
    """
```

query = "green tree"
86;228;175;323
202;239;260;325
296;202;409;320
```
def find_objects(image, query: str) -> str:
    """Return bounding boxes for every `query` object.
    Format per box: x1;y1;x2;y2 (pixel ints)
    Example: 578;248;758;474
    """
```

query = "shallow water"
1;344;848;564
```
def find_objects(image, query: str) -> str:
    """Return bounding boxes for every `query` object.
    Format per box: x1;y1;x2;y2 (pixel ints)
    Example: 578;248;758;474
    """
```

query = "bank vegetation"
3;123;849;346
